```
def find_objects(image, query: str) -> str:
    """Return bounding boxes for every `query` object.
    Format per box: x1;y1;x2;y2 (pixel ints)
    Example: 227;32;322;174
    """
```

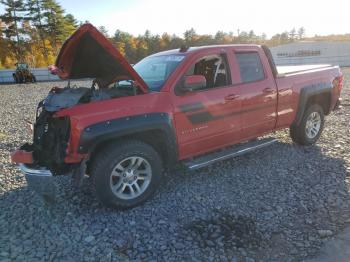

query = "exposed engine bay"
43;81;139;112
23;81;140;175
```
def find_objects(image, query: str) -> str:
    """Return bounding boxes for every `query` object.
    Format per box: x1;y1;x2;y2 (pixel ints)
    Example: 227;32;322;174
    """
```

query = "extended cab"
11;24;343;208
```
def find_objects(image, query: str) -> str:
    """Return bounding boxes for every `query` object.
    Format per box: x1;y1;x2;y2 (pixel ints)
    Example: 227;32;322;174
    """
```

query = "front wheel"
91;140;163;209
290;104;324;145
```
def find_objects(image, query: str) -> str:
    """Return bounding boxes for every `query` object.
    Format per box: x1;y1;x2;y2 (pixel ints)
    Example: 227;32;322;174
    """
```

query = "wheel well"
86;129;171;174
306;92;331;115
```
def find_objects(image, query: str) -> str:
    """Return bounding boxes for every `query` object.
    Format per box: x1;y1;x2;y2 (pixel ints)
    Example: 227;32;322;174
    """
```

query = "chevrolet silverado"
11;24;343;208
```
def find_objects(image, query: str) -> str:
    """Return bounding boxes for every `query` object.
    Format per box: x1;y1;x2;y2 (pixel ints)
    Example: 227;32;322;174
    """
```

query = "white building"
270;41;350;66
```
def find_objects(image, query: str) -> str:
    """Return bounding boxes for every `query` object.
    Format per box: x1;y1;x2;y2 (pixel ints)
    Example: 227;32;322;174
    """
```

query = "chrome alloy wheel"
305;111;321;139
109;156;152;200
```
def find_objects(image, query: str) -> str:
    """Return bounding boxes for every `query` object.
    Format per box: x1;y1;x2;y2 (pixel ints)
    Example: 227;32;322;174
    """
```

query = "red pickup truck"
12;24;343;208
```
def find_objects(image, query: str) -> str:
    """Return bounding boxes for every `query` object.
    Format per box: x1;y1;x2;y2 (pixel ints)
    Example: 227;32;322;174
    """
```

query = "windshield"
133;55;185;91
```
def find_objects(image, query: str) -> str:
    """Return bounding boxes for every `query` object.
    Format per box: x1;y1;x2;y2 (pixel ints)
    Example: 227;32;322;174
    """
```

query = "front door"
172;52;243;160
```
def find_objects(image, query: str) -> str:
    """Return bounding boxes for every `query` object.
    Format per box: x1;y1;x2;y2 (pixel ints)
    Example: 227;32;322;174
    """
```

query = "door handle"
263;87;275;94
225;94;240;101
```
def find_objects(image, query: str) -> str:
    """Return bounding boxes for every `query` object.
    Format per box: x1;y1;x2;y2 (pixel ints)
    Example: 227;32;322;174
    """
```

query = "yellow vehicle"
13;63;36;83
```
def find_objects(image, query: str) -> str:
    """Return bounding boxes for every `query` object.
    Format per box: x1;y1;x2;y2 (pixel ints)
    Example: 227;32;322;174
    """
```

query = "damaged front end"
11;101;75;201
11;23;149;202
32;103;71;174
14;100;72;174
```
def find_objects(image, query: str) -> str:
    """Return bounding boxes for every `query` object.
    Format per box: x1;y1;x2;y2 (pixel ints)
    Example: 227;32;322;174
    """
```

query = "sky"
2;0;350;38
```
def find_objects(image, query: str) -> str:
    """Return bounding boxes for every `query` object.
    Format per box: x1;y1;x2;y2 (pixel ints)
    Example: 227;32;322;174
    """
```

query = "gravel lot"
1;69;350;262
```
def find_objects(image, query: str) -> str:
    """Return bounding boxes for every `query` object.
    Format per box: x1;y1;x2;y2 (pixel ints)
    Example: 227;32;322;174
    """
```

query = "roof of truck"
149;44;262;57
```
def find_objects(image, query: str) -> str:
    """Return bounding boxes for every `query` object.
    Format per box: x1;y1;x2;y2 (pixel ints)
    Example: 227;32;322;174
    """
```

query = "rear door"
172;51;243;159
230;49;278;139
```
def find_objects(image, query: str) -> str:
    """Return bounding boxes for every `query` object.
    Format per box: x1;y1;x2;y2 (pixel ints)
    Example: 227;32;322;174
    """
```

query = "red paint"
11;26;343;167
53;44;342;163
184;75;206;89
11;150;33;164
54;24;148;93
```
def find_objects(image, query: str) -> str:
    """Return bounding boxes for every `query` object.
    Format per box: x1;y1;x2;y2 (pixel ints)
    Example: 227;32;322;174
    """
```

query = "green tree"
149;34;160;54
98;25;109;37
114;29;137;62
0;20;8;67
41;0;77;54
168;34;184;49
280;31;290;43
0;0;29;60
159;32;170;50
140;30;161;55
184;28;196;44
214;31;225;43
289;28;296;41
248;30;255;39
196;34;214;46
236;31;249;43
27;0;49;61
298;27;305;40
136;36;148;61
64;14;78;33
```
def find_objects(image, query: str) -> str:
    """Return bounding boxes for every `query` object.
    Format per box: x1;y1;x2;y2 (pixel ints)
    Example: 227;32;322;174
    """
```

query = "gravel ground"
0;69;350;262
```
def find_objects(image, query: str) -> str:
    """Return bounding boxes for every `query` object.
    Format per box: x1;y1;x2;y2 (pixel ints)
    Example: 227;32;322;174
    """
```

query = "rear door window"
235;52;265;83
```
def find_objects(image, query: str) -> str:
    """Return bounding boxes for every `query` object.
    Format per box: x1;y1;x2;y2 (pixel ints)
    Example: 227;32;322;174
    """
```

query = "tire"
290;104;324;145
91;140;163;209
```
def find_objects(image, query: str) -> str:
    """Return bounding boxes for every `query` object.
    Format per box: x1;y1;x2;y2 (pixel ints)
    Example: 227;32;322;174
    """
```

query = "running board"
184;138;277;170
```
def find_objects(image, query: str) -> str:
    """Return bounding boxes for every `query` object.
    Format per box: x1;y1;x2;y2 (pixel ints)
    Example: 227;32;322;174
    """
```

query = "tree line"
0;0;78;68
1;0;348;69
112;27;306;65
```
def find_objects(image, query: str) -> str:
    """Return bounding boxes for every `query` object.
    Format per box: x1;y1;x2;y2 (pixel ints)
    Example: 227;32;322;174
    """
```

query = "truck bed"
277;64;333;76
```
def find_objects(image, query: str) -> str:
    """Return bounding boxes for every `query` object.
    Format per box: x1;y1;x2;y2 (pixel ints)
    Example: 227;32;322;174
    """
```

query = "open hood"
53;23;148;93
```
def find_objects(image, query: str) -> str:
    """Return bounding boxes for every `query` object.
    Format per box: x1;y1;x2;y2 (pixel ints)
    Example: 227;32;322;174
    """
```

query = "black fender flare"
294;82;333;125
78;112;178;166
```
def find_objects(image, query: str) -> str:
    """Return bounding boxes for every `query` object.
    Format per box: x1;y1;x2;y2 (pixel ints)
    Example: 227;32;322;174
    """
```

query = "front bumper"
18;164;56;200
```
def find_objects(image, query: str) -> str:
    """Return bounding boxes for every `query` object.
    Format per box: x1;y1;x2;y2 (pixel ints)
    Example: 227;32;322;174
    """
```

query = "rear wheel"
290;104;324;145
91;140;163;209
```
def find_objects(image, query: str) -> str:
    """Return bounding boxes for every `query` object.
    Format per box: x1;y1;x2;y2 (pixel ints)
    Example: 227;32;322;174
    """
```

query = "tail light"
333;75;343;93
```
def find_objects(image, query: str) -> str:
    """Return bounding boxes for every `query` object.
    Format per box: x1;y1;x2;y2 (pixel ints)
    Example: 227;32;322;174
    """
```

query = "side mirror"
183;75;206;92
